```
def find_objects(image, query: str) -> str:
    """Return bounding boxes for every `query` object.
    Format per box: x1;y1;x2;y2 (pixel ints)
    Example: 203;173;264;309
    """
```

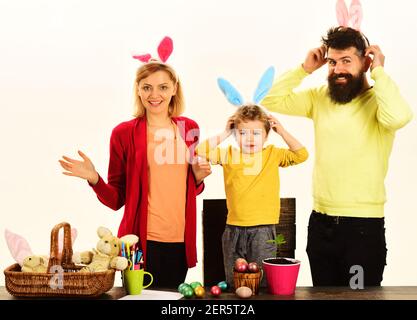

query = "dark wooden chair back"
202;198;296;286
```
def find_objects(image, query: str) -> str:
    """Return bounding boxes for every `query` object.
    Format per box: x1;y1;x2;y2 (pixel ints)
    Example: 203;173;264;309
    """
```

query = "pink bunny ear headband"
132;36;174;63
5;228;78;266
336;0;362;31
335;0;370;46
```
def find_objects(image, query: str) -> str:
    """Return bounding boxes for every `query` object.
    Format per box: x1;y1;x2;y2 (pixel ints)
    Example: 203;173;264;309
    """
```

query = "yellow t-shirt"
197;142;308;226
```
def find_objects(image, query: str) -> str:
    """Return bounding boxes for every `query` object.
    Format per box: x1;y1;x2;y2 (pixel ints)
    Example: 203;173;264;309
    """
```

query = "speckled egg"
235;286;252;299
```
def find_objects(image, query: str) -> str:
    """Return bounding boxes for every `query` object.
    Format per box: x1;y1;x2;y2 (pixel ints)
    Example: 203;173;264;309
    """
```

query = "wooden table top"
2;286;417;300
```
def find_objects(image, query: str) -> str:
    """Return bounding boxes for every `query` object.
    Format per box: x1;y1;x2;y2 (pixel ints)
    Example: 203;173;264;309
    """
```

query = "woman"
59;50;211;287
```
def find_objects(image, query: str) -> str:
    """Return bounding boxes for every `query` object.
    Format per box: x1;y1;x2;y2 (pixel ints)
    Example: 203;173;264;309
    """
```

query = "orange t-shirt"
146;123;189;242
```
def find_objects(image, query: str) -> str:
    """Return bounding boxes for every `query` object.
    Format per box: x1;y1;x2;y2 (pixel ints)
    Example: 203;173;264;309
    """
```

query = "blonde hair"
233;104;271;134
133;62;185;118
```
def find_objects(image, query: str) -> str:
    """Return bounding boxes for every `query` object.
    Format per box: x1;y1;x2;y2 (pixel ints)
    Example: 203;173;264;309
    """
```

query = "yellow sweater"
261;65;413;218
196;142;308;226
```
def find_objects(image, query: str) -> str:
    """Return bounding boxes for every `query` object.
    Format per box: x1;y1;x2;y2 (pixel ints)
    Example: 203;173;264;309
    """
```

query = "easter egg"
194;285;205;298
210;285;221;297
235;286;252;299
235;258;248;265
182;286;194;298
248;262;260;273
179;284;193;296
178;283;189;292
190;281;203;289
234;258;248;272
217;281;229;291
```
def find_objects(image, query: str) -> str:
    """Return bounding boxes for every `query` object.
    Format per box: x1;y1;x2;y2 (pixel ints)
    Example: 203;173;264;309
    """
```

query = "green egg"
178;283;189;293
182;286;194;298
190;281;203;289
180;284;193;295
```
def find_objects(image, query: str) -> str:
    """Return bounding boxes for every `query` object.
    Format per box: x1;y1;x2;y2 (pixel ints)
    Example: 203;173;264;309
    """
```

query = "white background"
1;0;416;287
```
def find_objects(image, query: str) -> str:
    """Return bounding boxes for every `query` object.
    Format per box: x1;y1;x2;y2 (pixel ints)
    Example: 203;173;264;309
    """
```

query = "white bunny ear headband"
132;36;174;63
217;66;275;111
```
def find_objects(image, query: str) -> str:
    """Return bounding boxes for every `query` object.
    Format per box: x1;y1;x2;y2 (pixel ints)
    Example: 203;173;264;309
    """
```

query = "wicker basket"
233;270;262;295
4;222;115;298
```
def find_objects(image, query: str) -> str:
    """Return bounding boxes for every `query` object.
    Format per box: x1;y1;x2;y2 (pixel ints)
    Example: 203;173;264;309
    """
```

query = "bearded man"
262;26;413;287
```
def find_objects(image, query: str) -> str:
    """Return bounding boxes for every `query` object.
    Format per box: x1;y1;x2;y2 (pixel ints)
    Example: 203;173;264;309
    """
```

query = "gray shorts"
222;224;277;288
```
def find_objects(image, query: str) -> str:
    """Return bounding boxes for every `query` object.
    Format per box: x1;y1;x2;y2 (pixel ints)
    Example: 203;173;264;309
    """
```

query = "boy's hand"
268;115;285;135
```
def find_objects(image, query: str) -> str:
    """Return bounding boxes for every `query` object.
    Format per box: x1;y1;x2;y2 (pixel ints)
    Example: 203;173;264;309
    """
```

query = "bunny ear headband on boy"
132;36;174;63
336;0;363;31
217;66;275;110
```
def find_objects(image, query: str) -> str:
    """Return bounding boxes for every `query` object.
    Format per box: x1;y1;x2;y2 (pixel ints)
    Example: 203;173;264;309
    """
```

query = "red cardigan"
90;116;204;268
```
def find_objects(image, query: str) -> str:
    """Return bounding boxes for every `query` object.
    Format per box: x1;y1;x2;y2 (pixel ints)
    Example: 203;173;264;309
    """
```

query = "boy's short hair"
321;26;370;56
233;104;271;134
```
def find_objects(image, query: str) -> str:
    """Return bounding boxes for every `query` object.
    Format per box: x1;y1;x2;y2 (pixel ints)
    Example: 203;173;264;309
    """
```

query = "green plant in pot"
265;234;293;264
262;234;301;295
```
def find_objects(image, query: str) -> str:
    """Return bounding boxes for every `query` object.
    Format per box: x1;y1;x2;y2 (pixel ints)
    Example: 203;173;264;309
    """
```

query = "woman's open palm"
59;150;98;185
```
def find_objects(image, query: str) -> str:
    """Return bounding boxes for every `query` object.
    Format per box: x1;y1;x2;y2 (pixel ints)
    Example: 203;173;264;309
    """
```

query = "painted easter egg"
194;285;206;298
234;258;248;272
210;285;222;297
248;262;260;273
178;283;189;292
235;286;252;299
190;281;203;289
217;281;229;291
182;286;194;298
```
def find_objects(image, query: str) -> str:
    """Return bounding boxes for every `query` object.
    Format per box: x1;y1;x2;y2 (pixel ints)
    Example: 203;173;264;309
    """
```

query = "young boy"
196;104;308;287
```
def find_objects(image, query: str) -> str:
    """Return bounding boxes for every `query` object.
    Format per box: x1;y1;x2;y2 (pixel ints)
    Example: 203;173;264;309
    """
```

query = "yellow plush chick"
72;227;128;273
21;255;48;273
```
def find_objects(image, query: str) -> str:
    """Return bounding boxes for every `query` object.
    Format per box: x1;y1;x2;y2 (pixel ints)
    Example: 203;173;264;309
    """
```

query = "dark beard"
327;72;365;104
